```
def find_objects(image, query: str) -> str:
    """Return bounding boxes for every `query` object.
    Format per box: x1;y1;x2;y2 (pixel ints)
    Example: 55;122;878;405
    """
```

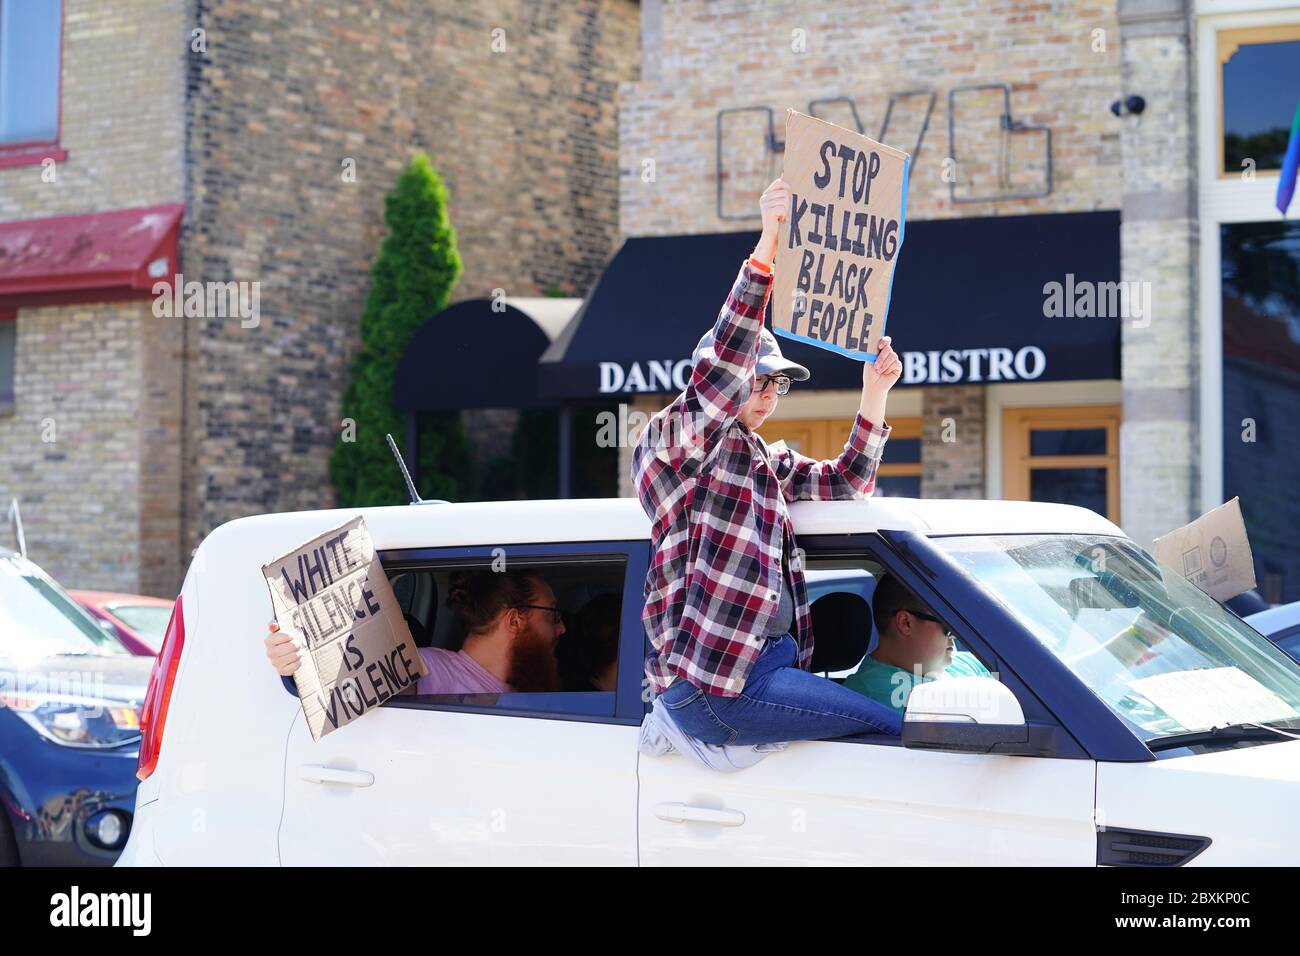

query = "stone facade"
921;385;986;499
1116;0;1198;549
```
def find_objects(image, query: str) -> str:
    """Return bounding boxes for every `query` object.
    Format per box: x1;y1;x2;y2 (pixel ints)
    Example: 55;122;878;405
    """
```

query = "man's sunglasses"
756;374;792;396
514;604;563;625
904;608;953;638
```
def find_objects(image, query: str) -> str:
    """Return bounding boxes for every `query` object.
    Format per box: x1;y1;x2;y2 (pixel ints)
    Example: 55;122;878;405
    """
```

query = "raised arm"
633;180;789;485
770;336;903;501
634;260;768;480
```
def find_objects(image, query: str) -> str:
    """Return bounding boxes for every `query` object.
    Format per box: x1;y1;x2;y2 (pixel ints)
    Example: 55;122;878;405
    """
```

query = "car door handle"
298;765;375;787
654;802;746;826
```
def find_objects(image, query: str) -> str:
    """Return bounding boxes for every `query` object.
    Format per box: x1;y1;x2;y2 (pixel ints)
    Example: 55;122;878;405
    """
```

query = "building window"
1002;406;1120;523
0;0;64;161
1221;220;1300;604
758;416;923;497
0;311;14;405
1218;24;1300;178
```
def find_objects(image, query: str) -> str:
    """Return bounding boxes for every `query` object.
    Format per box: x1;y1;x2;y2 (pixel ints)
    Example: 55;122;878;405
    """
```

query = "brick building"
4;0;1298;605
537;0;1300;603
0;0;638;596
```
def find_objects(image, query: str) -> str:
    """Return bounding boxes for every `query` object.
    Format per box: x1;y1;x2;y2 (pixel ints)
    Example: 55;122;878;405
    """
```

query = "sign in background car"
0;554;150;865
117;497;1300;867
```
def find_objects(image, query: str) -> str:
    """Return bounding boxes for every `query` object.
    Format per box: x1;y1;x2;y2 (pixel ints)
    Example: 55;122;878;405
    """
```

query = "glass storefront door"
1221;221;1300;604
1002;405;1121;523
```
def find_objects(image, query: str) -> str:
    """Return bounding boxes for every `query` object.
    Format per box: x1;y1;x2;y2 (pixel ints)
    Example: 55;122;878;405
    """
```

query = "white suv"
118;496;1300;866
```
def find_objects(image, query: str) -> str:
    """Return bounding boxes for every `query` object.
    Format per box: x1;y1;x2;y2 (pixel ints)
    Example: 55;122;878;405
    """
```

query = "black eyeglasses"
904;609;953;638
756;374;792;396
514;604;563;625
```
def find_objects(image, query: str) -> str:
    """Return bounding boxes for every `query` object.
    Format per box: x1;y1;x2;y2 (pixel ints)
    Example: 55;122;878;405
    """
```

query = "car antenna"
385;433;448;506
7;498;26;558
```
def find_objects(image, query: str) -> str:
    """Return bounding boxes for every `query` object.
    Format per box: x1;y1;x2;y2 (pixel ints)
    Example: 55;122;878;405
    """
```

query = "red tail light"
137;595;185;781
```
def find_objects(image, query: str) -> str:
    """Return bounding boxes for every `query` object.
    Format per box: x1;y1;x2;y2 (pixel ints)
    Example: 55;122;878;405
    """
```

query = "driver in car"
844;574;992;714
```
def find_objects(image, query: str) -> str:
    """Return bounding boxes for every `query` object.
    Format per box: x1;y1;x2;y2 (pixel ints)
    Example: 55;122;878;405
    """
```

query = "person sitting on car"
843;574;992;714
266;569;567;696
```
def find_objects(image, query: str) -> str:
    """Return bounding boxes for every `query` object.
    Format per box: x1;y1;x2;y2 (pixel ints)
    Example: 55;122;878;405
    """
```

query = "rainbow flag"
1278;96;1300;216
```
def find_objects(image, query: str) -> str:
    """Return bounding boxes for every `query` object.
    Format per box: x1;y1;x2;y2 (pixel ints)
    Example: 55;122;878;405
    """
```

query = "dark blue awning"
395;300;557;410
539;210;1122;398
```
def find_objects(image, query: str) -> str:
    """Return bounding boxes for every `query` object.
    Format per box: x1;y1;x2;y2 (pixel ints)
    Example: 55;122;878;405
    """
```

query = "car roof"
202;496;1126;558
70;589;175;608
1245;600;1300;636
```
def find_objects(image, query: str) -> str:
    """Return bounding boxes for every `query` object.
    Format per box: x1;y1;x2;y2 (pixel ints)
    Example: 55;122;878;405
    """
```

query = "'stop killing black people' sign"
262;515;427;739
772;109;910;362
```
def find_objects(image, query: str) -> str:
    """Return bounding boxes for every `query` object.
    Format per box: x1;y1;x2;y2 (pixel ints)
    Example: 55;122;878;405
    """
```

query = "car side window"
377;543;647;723
803;551;997;743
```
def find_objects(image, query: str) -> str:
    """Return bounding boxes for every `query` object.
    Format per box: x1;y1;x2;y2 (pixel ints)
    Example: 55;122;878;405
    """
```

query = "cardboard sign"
1129;667;1297;729
1152;497;1257;602
263;515;428;740
772;109;910;362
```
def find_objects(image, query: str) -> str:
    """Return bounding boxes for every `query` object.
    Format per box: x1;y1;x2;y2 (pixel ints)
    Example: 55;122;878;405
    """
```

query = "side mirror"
902;676;1030;754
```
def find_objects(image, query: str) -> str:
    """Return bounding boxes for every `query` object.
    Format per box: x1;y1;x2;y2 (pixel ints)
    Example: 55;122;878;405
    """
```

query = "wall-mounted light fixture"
1109;95;1147;117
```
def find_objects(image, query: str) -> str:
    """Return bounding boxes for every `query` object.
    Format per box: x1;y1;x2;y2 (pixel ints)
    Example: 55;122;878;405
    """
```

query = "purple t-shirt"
415;647;510;695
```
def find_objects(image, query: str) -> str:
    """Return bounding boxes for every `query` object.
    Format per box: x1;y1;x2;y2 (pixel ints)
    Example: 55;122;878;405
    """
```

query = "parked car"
1225;589;1271;618
117;496;1300;867
0;552;151;865
70;591;172;657
1246;601;1300;664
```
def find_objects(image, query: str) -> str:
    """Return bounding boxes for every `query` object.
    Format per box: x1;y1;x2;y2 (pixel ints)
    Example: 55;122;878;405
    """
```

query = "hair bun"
443;569;542;636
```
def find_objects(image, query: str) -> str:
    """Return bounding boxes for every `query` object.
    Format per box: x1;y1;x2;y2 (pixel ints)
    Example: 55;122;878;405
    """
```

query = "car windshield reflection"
933;533;1300;742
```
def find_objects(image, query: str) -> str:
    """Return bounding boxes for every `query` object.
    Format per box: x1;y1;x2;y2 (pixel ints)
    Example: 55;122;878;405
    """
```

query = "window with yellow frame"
1218;23;1300;179
1002;406;1120;524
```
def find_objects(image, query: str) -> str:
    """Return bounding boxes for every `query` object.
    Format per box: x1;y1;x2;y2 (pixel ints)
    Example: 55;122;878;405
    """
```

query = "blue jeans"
657;634;902;745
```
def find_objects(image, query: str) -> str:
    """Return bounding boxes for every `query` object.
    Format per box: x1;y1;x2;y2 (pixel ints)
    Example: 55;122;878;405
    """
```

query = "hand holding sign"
756;178;791;254
772;109;910;362
265;621;300;676
864;335;902;392
263;515;428;740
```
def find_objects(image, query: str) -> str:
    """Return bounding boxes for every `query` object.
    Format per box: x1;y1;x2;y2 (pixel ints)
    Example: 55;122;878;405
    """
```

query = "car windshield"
933;533;1300;742
0;557;129;660
109;604;172;642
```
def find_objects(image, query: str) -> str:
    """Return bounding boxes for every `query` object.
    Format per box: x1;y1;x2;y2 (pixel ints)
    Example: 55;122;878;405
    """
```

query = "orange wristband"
748;256;773;275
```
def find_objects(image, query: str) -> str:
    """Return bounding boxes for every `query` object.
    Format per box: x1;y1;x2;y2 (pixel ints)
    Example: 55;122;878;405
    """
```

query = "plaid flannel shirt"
632;258;891;698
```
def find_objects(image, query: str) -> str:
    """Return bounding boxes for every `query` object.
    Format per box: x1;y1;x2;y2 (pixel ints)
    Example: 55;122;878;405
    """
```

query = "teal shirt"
843;651;991;714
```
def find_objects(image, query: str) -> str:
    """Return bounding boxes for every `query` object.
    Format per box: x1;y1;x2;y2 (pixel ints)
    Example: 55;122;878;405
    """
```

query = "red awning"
0;203;184;308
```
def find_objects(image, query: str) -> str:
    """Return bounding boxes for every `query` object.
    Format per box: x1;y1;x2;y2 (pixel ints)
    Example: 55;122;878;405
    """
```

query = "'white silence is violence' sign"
263;515;427;739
